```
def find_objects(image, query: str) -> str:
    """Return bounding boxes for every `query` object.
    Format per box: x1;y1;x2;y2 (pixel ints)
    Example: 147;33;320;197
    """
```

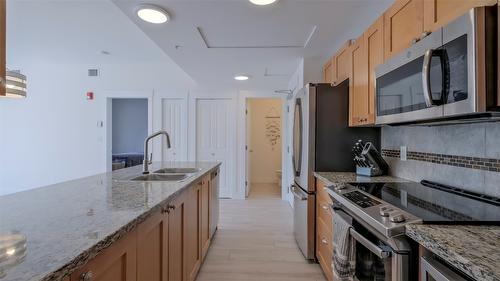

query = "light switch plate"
400;146;407;161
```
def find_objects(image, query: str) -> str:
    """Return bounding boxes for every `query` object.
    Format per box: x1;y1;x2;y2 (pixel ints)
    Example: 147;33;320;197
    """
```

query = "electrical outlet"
400;146;407;161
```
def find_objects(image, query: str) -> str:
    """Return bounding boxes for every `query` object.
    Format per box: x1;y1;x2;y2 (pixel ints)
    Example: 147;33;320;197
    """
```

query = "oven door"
335;209;413;281
375;29;444;125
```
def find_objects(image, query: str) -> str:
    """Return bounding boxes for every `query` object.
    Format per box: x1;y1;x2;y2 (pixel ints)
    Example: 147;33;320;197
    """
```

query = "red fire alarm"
86;92;94;100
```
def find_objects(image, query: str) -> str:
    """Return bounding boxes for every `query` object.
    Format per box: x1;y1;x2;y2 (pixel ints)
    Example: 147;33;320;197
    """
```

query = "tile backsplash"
381;122;500;198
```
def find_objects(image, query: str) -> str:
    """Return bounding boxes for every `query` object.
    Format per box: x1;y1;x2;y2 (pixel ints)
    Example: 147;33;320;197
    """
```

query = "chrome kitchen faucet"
143;130;171;174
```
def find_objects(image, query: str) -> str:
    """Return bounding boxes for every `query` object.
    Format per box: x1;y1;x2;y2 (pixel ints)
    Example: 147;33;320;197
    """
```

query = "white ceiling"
8;0;394;92
112;0;393;90
7;0;195;87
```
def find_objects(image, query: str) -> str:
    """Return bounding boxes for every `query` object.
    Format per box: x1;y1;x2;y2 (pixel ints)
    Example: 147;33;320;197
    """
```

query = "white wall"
0;62;193;195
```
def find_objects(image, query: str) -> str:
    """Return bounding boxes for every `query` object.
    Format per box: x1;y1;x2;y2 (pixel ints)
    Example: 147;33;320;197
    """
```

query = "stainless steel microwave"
375;7;498;125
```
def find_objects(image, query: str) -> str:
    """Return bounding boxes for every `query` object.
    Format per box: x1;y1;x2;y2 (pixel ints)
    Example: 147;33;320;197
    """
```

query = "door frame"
104;90;153;172
237;91;287;200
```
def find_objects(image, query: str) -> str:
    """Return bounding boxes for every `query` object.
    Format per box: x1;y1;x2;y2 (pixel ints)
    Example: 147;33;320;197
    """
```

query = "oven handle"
331;206;392;259
349;228;392;259
422;49;435;108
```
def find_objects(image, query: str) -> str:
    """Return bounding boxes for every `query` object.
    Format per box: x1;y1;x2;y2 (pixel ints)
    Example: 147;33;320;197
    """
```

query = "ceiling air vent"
88;69;99;77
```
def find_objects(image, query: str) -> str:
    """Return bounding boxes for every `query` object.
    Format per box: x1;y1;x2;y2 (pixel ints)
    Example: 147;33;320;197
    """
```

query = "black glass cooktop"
347;181;500;224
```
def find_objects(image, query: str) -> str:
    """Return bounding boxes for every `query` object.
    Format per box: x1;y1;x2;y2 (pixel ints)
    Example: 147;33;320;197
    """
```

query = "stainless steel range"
325;180;500;281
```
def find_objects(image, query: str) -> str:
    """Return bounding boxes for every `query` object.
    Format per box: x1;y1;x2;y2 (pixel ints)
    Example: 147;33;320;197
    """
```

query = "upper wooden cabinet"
349;36;369;127
71;230;137;281
364;16;384;125
323;58;334;84
423;0;497;32
333;40;353;84
384;0;424;59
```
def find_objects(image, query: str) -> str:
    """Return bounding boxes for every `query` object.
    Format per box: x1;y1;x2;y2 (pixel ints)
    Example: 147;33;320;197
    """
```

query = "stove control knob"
379;207;393;217
390;213;406;223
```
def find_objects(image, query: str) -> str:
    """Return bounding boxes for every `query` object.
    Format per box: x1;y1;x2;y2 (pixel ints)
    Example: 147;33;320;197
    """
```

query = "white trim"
103;90;153;172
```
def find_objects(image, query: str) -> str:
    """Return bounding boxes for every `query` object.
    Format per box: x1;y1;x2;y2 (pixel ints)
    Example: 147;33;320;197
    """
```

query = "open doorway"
246;98;283;199
110;98;148;171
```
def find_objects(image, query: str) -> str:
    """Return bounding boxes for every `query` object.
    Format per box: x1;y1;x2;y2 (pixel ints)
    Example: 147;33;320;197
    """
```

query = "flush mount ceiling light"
5;70;27;98
136;5;169;24
249;0;278;5
234;75;250;81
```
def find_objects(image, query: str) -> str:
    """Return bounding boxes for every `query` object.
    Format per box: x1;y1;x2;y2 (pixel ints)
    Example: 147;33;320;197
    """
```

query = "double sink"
127;167;201;182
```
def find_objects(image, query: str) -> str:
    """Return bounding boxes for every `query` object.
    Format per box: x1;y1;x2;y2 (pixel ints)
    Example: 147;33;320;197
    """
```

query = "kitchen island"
0;161;221;281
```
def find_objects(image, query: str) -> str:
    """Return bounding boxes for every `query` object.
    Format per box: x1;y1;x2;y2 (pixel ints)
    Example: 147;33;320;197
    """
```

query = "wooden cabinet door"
185;183;202;281
349;36;369;127
168;194;186;281
364;16;384;125
71;231;137;281
201;176;211;260
137;208;168;281
333;40;353;84
384;0;424;59
424;0;496;32
323;58;334;83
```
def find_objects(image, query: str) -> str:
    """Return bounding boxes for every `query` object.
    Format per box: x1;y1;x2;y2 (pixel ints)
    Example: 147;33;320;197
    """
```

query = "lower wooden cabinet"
201;176;211;259
70;230;137;281
168;192;187;281
185;182;202;281
137;207;169;281
316;179;334;281
68;168;219;281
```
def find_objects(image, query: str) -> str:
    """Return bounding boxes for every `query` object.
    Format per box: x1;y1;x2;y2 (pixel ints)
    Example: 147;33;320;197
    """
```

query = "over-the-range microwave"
375;6;499;126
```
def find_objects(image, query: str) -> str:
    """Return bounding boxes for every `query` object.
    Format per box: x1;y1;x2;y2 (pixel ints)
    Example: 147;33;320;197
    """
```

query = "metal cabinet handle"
321;204;329;211
81;271;93;281
168;205;176;210
321;238;328;245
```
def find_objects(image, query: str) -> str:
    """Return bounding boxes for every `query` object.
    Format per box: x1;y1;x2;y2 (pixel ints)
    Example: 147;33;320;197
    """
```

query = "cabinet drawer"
316;217;333;281
317;194;333;234
316;179;333;205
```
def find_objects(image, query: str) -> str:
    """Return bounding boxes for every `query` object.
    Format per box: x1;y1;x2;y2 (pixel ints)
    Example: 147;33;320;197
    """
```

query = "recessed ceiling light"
249;0;278;6
137;5;169;24
234;75;250;81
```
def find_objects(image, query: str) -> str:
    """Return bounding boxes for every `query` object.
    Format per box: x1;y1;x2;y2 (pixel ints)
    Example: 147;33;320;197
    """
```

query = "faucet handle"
148;153;153;164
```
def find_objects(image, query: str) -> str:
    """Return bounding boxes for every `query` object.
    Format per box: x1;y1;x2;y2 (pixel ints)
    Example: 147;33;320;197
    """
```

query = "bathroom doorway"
110;98;148;171
246;98;283;199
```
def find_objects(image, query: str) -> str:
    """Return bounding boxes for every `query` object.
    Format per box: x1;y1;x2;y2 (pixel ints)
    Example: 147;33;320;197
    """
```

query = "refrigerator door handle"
292;98;303;177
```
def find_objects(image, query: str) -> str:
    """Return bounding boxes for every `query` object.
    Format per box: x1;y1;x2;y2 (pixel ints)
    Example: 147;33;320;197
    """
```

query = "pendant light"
5;70;27;98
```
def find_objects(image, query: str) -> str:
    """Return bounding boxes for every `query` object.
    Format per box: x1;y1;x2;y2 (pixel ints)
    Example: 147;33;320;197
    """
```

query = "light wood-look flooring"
196;184;327;281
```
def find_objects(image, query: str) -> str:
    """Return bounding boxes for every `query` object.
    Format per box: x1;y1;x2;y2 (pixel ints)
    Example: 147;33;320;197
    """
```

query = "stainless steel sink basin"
129;174;188;182
154;168;201;174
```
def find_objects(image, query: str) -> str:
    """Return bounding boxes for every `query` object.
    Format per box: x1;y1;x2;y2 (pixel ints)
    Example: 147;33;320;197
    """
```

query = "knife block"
356;166;383;177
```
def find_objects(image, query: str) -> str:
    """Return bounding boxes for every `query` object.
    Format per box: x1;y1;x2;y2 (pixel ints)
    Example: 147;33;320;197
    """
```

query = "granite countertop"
0;161;220;281
314;171;408;187
406;224;500;281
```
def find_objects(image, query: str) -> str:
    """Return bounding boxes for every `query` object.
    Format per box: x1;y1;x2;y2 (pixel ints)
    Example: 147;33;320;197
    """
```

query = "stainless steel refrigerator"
290;81;380;260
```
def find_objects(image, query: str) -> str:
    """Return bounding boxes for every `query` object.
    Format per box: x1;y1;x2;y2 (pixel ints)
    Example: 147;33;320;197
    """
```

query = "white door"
162;98;187;162
245;102;251;197
196;99;232;198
